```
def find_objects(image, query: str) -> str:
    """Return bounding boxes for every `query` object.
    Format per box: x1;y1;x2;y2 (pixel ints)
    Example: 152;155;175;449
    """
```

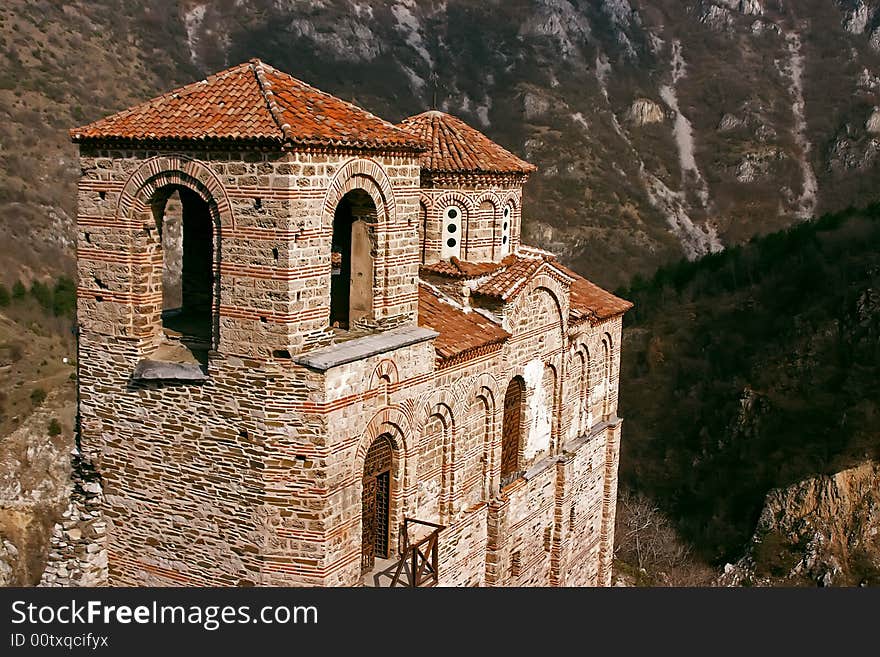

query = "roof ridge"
250;59;294;143
258;61;420;143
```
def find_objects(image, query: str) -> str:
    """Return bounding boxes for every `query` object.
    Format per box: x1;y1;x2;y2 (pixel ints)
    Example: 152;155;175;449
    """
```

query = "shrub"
48;418;62;436
11;280;26;300
0;284;9;307
30;387;46;405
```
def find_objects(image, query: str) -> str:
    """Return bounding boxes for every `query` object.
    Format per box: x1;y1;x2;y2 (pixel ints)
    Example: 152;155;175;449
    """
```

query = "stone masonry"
44;59;632;587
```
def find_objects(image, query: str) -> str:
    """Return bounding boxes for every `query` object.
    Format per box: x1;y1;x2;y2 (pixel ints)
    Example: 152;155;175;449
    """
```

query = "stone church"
66;60;631;586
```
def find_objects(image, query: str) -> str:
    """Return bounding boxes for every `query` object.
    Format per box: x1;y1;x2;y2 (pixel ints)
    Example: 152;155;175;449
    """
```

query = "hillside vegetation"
618;205;880;567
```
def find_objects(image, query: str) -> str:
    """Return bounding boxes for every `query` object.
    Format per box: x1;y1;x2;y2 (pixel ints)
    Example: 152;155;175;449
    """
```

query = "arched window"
441;205;463;259
331;189;376;330
419;201;429;264
362;433;394;573
500;204;512;257
575;350;587;435
501;376;525;486
602;336;612;419
151;185;216;361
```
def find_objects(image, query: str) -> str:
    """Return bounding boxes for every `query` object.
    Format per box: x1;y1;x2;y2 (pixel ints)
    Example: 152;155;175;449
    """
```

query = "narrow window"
501;376;525;486
330;189;376;330
500;204;512;256
441;205;462;260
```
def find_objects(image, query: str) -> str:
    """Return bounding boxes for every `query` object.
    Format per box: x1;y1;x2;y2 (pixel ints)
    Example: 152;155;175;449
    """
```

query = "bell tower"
71;60;426;585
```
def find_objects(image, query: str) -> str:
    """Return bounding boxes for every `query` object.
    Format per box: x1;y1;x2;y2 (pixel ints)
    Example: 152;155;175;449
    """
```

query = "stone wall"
419;184;523;264
73;141;626;587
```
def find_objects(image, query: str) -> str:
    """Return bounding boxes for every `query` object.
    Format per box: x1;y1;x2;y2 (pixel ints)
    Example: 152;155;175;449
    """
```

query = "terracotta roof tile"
467;252;633;322
472;256;549;301
71;60;424;150
419;255;515;280
553;263;634;323
398;111;536;174
418;284;509;360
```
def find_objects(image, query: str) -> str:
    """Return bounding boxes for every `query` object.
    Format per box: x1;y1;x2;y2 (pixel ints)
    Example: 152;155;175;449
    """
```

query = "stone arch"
323;157;396;226
601;332;613;420
470;371;501;501
118;156;230;349
356;406;412;564
118;155;233;230
369;358;399;389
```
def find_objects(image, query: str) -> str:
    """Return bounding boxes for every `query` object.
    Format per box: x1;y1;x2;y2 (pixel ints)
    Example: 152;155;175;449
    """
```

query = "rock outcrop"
0;389;73;585
720;460;880;586
626;98;666;126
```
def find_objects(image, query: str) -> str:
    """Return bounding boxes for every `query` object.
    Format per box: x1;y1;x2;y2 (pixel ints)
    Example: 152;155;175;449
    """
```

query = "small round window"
447;238;457;248
447;223;457;234
445;207;459;220
503;206;511;219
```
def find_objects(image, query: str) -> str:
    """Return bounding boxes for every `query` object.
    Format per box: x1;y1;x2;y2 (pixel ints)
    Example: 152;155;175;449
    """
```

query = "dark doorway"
501;377;525;486
362;434;393;573
330;189;375;329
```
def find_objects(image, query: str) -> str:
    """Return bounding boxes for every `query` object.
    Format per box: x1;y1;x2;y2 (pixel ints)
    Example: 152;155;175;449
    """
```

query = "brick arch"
470;371;501;409
356;405;412;568
118;155;234;230
369;358;399;389
323;157;396;225
530;275;570;335
356;406;412;464
433;190;476;216
414;388;458;435
500;190;521;210
419;192;435;212
504;276;568;342
474;191;501;212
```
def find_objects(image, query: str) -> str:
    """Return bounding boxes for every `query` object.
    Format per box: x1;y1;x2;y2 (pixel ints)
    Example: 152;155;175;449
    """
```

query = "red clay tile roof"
398;111;536;174
71;60;425;150
466;253;633;322
418;284;509;360
472;256;553;301
419;256;515;280
553;263;634;323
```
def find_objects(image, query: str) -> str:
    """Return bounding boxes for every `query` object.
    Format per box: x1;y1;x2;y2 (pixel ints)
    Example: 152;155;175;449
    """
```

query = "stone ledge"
132;359;207;381
294;326;438;372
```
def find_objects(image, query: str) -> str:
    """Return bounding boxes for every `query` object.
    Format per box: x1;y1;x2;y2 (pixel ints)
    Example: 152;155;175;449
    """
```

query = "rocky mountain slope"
5;1;880;289
618;204;880;577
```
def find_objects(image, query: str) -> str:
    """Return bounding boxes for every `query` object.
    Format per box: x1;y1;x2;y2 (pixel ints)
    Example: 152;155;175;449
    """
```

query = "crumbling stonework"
66;60;631;587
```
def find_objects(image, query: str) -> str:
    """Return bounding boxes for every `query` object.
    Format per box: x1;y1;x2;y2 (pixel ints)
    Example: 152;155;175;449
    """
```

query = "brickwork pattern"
66;69;630;588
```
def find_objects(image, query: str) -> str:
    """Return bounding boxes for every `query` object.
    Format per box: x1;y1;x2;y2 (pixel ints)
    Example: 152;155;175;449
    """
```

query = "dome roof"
397;110;536;175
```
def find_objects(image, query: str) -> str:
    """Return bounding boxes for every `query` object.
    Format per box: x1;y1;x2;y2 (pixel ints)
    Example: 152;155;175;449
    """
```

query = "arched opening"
602;336;612;419
362;433;394;573
501;376;525;487
331;189;376;330
543;363;558;451
151;185;216;360
575;350;586;435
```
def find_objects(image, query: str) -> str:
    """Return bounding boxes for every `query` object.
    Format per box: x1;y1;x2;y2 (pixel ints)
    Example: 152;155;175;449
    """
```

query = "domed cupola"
397;111;536;264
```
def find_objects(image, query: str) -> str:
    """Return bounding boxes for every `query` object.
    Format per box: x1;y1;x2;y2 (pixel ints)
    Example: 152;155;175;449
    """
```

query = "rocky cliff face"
721;461;880;586
6;1;880;288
